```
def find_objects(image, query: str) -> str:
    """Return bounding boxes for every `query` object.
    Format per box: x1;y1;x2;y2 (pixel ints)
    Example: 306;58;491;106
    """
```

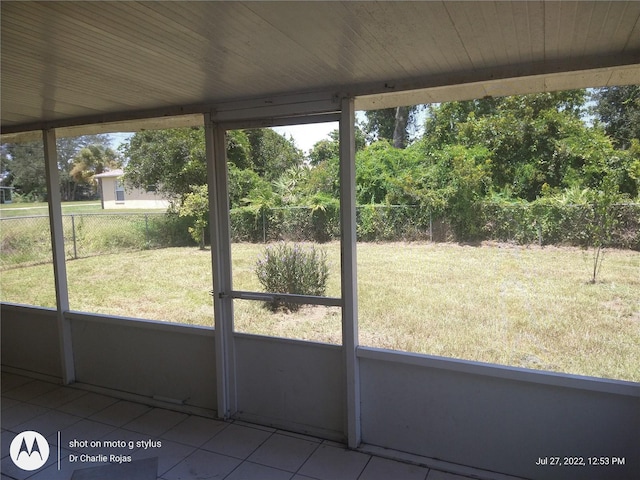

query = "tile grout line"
289;435;324;480
355;454;374;480
220;428;276;479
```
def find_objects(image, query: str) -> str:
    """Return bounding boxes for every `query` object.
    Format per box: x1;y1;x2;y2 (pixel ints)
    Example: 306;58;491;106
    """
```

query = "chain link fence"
2;203;638;270
230;205;436;243
230;202;640;248
0;213;192;270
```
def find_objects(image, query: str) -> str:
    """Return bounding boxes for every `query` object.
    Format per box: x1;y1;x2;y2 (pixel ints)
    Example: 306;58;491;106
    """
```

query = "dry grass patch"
1;242;638;381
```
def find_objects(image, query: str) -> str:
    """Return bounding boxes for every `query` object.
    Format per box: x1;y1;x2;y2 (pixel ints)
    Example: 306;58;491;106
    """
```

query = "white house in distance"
93;169;169;210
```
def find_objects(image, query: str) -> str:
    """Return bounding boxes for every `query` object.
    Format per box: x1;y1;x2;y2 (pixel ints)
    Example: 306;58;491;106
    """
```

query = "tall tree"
122;128;207;201
0;142;47;200
122;127;302;202
1;134;111;201
57;134;112;201
591;86;640;149
424;91;596;200
244;128;303;180
70;145;121;198
363;106;420;148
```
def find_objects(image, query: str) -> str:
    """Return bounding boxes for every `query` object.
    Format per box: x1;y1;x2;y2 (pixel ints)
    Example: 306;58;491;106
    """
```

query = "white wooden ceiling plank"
609;2;640;51
3;37;204;108
0;57;147;116
442;1;495;71
399;2;466;75
41;3;211;95
522;1;546;62
61;3;228;97
374;1;459;76
247;2;384;82
2;1;639;132
356;1;426;77
543;1;563;61
83;1;241;87
0;90;108;121
181;2;332;94
488;2;519;66
140;1;260;79
569;2;598;58
240;3;351;84
1;7;209;100
476;2;508;67
342;2;426;77
334;2;417;79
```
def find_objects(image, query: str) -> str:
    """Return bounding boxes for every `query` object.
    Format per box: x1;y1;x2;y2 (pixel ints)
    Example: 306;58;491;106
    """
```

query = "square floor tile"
163;449;241;480
14;409;82;437
69;457;158;480
427;471;477;480
1;402;50;430
225;461;293;480
298;444;370;480
133;438;196;477
1;454;38;480
57;392;119;418
248;433;318;472
3;380;59;402
1;430;15;459
201;424;272;460
123;408;188;437
161;415;228;447
59;419;117;450
28;386;88;409
1;397;20;411
29;450;107;480
359;456;429;480
89;400;152;427
1;373;33;392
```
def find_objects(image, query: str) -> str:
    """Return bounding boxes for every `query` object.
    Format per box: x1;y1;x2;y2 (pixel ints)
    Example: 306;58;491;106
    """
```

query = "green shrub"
255;243;329;312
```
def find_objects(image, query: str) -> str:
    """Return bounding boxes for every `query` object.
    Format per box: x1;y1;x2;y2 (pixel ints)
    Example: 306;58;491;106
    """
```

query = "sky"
109;110;425;155
110;122;339;156
272;122;338;155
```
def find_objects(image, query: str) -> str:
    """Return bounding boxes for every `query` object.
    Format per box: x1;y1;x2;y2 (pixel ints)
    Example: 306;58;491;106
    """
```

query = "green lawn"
0;200;101;218
0;200;167;218
1;242;638;382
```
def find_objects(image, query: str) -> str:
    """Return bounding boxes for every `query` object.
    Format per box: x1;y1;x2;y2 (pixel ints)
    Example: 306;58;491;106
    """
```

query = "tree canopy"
121;127;304;206
1;134;115;201
2;87;638;243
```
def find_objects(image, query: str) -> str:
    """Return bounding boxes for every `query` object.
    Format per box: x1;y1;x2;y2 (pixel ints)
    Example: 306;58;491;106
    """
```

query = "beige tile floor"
1;373;478;480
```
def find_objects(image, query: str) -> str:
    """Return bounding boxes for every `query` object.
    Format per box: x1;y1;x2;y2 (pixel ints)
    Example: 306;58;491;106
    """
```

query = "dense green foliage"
1;134;117;201
3;88;638;251
178;184;209;249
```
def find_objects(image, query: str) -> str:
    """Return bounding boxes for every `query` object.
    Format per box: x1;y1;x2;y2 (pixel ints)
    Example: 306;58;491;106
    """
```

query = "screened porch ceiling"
2;1;640;142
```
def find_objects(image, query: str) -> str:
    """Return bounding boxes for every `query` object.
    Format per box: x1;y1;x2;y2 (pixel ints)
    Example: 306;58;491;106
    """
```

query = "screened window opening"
226;122;343;343
355;92;640;383
0;139;56;308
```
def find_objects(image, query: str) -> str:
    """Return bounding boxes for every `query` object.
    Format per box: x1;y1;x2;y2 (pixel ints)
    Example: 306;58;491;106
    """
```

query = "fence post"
71;214;78;259
538;224;543;247
262;209;266;243
145;214;150;248
429;211;433;243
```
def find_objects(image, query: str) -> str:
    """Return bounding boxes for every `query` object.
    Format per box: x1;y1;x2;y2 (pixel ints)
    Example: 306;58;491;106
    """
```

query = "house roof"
93;169;124;179
2;1;639;142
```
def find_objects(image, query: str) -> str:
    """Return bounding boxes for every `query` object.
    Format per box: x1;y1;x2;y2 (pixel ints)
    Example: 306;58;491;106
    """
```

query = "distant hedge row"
3;203;636;270
228;203;640;250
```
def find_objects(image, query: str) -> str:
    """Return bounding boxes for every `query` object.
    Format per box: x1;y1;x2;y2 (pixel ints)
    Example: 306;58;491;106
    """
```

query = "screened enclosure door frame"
205;98;361;446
